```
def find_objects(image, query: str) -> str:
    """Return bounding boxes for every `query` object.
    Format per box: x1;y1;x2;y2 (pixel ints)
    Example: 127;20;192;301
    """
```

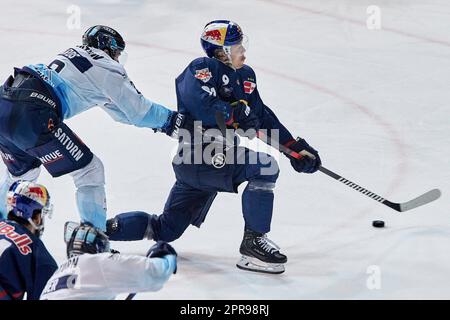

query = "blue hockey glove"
285;137;321;174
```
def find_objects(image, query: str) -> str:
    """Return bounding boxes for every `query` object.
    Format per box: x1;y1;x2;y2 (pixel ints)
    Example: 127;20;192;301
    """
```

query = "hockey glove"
147;241;177;258
285;137;321;174
147;241;177;274
164;112;202;139
226;100;259;131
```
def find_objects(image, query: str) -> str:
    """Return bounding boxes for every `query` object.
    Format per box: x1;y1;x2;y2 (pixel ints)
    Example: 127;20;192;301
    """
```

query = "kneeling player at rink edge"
0;25;195;231
0;181;57;300
106;20;321;274
40;222;177;300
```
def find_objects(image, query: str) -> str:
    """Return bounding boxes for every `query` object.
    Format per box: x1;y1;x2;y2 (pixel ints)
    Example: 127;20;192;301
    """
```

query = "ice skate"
237;229;287;274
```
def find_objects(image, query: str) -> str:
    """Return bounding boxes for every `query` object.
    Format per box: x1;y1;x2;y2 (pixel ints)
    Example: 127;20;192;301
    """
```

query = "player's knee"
13;166;41;181
106;211;155;241
247;153;279;183
247;180;276;193
156;217;186;242
262;156;280;182
112;211;184;242
70;155;105;188
159;229;183;242
3;166;41;184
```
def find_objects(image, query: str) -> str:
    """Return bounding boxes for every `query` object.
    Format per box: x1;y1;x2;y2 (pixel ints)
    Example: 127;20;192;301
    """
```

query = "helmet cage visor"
66;224;110;258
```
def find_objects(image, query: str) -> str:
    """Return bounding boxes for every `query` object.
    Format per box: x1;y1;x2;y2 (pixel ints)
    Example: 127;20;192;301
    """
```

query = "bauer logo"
30;92;57;109
0;221;33;255
39;150;64;164
195;68;213;83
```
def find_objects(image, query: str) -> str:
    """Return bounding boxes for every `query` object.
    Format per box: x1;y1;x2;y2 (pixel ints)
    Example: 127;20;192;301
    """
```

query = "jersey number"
201;86;217;97
49;59;65;73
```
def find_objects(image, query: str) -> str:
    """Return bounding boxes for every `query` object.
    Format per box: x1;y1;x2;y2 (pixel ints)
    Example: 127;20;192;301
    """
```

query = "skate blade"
236;255;285;274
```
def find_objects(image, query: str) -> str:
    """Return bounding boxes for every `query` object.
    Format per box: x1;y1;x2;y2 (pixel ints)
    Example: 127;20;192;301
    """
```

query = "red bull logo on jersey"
195;68;213;83
0;221;33;255
243;81;256;94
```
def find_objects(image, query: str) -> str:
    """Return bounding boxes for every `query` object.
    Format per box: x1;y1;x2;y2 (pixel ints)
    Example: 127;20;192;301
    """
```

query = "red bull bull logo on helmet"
204;30;222;42
202;24;227;45
27;186;48;206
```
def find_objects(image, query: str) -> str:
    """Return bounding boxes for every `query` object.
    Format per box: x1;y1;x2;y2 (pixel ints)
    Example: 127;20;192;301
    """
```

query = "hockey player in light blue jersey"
0;25;194;230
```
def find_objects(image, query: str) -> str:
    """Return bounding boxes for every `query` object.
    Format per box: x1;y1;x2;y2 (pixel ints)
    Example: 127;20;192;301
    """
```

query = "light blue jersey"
0;45;175;231
27;46;172;129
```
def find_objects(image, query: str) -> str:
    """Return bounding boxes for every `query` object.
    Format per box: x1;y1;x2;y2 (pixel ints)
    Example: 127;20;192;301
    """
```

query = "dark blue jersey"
0;219;57;300
175;57;295;144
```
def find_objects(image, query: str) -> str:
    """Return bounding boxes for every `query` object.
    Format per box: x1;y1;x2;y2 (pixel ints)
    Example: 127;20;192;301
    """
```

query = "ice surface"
0;0;448;299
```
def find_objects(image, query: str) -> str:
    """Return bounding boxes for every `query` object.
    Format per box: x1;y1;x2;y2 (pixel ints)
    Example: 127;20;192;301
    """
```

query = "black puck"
372;220;385;228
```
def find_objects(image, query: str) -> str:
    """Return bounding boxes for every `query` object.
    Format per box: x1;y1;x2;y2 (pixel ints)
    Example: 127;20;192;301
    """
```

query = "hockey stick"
215;111;440;211
215;111;234;145
255;130;441;212
125;293;136;300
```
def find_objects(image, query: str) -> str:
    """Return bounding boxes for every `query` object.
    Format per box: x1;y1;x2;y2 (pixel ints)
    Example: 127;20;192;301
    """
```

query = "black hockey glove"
147;241;177;274
226;100;259;131
285;137;321;174
164;112;202;139
147;241;178;258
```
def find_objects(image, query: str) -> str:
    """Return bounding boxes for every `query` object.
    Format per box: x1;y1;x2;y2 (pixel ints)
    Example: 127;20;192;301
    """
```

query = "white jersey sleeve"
40;252;176;300
27;46;172;129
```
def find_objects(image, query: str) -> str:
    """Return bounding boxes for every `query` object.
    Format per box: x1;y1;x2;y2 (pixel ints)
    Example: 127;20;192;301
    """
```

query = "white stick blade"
400;189;442;212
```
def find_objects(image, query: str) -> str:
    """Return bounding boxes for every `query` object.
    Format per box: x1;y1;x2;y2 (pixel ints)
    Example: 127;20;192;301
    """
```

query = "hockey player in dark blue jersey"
0;181;57;300
106;20;321;274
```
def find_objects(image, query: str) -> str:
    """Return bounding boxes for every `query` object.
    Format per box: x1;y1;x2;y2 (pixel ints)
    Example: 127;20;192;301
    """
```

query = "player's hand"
165;112;203;139
285;137;321;174
226;100;259;131
147;241;177;274
147;241;177;258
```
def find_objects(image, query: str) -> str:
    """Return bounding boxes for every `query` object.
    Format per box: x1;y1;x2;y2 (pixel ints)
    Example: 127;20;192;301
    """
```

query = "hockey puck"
372;220;385;228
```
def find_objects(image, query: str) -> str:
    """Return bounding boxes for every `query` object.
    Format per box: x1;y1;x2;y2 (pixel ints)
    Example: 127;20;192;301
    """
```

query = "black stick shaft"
125;293;136;300
256;131;397;209
318;166;389;205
